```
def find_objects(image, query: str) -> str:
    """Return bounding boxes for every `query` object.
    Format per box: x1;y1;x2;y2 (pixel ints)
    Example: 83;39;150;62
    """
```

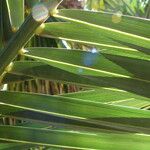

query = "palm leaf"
0;1;150;149
0;125;150;150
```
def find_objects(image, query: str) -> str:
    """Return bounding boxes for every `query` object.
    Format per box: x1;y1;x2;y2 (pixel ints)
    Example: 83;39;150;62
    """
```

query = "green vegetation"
0;0;150;149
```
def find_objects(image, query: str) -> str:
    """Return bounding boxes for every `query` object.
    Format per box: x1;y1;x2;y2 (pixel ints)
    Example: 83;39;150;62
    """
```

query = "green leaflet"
0;125;150;150
4;68;150;103
24;47;150;81
38;9;150;54
57;9;150;38
39;22;150;51
61;88;150;107
1;103;150;134
1;91;150;118
7;61;150;97
0;89;150;133
7;61;96;86
55;9;150;49
24;47;132;77
0;104;126;133
6;0;24;31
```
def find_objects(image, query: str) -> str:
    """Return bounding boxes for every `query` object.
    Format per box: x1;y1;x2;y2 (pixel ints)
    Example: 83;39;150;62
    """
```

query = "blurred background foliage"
85;0;150;17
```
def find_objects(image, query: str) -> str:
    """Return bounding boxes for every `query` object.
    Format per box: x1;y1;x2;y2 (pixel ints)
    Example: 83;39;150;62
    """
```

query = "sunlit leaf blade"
3;73;149;109
24;47;131;77
6;0;24;30
57;9;150;38
61;88;150;107
8;61;150;97
1;91;150;118
74;89;150;128
100;46;150;60
23;47;150;98
39;22;149;51
113;99;150;109
0;104;123;133
9;61;95;86
39;10;150;53
24;47;150;81
61;89;150;130
1;91;150;133
55;9;150;49
0;126;150;150
1;103;150;134
39;21;150;57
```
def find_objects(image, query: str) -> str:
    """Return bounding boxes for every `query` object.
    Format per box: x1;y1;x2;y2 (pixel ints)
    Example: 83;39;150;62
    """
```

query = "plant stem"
0;0;63;77
0;14;47;76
